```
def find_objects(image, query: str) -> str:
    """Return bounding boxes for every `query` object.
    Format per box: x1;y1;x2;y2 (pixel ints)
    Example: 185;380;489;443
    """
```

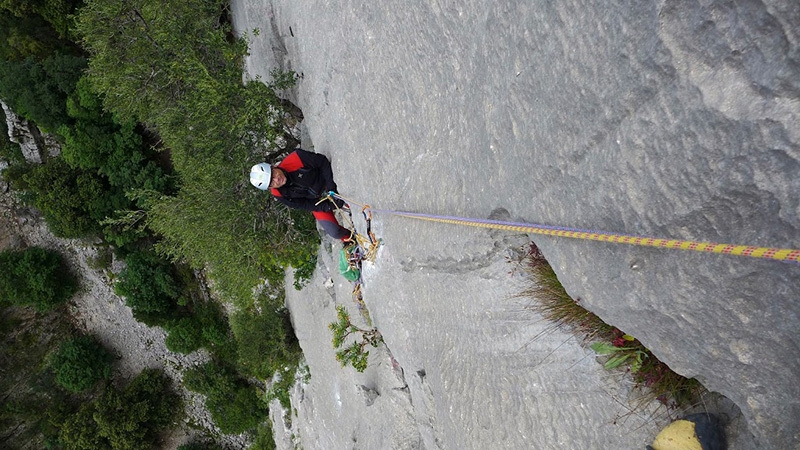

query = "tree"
114;250;180;324
249;423;277;450
49;334;112;392
230;306;300;379
58;368;182;449
164;317;204;354
329;305;383;373
75;0;242;123
183;361;267;434
57;402;105;450
0;0;84;38
60;76;175;194
18;158;131;238
0;53;86;131
0;247;77;311
0;5;82;61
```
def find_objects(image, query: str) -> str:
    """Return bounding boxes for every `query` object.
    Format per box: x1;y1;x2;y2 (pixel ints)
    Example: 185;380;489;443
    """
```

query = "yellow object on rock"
651;419;703;450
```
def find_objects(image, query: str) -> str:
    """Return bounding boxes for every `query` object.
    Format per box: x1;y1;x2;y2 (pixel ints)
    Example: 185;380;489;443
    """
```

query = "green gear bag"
339;247;360;282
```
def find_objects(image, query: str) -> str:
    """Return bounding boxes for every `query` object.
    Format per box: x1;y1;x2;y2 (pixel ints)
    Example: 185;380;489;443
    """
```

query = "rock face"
0;160;7;194
234;1;799;449
1;101;61;164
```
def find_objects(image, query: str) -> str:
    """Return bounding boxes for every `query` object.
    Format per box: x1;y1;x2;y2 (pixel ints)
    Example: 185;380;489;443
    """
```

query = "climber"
249;149;353;244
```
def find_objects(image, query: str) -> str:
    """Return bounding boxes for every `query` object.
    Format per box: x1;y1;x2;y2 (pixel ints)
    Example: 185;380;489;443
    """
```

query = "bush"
183;360;267;434
249;422;277;450
115;250;180;323
230;305;301;380
0;53;86;131
58;368;182;450
165;317;204;354
19;158;131;238
0;247;77;311
49;334;112;392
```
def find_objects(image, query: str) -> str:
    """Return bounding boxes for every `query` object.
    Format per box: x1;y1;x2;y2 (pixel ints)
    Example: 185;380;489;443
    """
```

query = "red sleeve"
277;151;303;171
271;151;304;197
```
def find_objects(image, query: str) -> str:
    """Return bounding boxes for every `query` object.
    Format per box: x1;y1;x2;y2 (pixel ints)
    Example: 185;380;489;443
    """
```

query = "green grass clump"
517;242;703;409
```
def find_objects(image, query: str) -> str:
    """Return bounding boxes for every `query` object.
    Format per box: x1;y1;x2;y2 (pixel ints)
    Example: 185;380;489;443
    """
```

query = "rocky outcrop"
233;0;799;448
1;101;61;164
0;160;7;194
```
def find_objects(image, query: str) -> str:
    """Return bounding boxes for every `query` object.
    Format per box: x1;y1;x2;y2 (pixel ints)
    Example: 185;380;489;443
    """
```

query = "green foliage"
76;0;316;303
49;334;112;392
183;360;268;434
164;317;204;354
230;302;301;379
58;368;182;450
249;422;277;450
0;8;76;60
328;305;383;373
0;53;86;131
58;402;105;450
292;250;317;290
265;367;295;411
517;242;703;408
0;305;78;448
114;250;180;323
590;341;648;371
17;157;130;238
61;76;175;195
0;0;84;39
75;0;243;120
162;276;229;355
0;247;77;311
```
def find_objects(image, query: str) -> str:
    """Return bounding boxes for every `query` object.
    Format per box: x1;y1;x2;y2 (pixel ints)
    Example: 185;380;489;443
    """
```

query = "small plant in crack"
329;304;383;372
516;241;703;409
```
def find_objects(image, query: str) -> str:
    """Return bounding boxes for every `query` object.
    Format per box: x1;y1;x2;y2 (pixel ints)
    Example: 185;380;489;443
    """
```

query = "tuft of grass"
517;242;703;409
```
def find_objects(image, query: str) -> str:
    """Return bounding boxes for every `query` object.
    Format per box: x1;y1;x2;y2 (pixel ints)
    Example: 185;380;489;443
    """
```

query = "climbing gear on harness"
249;163;272;190
330;194;800;264
319;193;382;325
339;244;362;282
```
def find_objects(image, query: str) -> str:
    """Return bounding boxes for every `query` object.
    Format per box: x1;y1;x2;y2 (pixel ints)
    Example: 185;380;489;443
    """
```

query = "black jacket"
271;149;338;211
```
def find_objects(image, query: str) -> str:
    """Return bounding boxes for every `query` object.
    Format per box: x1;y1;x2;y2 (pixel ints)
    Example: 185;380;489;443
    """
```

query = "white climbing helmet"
249;163;272;190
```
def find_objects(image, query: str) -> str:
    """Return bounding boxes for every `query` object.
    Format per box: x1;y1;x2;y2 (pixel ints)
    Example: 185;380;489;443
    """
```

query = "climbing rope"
331;193;800;264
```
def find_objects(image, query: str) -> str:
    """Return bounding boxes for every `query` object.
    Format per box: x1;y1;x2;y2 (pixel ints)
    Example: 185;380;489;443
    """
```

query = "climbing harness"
329;194;800;264
319;193;382;325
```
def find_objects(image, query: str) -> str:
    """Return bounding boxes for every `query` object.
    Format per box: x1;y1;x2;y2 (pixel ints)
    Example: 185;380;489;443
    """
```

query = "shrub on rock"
0;246;77;311
49;334;112;392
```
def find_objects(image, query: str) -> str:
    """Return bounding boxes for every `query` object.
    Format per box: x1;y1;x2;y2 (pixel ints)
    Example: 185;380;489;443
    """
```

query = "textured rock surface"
233;1;798;449
1;101;60;163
